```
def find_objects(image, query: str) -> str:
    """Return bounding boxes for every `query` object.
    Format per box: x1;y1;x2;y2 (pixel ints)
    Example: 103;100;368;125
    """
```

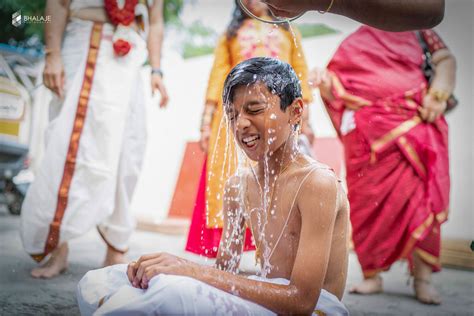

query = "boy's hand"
127;260;138;284
129;253;200;289
151;73;169;108
419;93;447;123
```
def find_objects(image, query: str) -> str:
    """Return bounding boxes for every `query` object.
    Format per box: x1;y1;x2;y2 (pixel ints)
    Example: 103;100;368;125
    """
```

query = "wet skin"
223;82;349;298
130;83;349;314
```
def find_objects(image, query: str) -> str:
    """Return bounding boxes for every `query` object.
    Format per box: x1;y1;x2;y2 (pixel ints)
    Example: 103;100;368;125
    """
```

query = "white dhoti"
77;265;349;315
21;19;149;261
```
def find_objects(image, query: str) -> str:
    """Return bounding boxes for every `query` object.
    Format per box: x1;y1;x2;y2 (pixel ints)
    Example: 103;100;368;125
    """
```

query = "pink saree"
323;26;450;276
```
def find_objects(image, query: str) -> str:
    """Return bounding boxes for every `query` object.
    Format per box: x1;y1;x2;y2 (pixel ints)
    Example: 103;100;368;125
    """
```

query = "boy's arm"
131;170;339;314
215;176;246;272
200;170;339;314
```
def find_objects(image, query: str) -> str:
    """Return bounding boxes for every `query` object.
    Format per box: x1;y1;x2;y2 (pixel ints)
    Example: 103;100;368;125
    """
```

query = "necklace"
104;0;138;26
104;0;138;57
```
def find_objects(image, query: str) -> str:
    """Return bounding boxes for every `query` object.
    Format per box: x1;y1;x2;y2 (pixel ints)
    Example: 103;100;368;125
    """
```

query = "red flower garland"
104;0;138;56
113;39;132;56
104;0;138;26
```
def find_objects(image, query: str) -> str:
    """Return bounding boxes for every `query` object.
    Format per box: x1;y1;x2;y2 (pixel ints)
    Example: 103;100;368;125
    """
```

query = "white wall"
131;1;474;242
437;0;474;240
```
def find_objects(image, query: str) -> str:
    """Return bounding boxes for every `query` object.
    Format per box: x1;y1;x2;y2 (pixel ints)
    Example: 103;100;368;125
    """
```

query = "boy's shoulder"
289;156;339;200
290;156;337;179
291;160;342;224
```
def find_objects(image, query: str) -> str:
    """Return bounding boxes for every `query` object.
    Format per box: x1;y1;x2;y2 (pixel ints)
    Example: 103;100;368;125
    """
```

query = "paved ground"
1;209;473;316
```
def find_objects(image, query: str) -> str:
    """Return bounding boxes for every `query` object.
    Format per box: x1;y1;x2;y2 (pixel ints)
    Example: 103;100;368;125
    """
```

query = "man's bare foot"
349;275;383;294
31;243;68;279
103;246;127;267
414;278;442;305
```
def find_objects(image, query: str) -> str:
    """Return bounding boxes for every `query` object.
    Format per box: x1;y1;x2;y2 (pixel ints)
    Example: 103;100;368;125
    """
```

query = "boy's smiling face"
226;82;300;161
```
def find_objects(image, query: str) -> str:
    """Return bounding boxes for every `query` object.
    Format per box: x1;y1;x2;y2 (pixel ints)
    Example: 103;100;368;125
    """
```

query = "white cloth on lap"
77;264;349;315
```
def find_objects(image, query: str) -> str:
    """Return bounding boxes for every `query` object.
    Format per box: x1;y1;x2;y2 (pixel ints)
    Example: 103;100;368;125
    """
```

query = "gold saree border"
362;209;448;277
330;73;372;110
371;116;421;154
31;23;103;262
398;136;427;178
363;265;391;278
414;247;441;267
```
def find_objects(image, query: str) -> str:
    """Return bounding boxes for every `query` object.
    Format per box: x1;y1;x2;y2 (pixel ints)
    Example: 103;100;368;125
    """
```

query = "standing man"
21;0;168;278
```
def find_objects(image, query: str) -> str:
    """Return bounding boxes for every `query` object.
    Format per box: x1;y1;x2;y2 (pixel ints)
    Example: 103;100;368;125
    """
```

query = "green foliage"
180;20;217;59
186;20;215;37
164;0;183;24
0;0;47;43
183;42;214;59
296;23;338;38
0;0;183;44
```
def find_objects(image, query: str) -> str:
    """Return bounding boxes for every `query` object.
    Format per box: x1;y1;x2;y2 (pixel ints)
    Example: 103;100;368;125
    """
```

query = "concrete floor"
1;209;473;315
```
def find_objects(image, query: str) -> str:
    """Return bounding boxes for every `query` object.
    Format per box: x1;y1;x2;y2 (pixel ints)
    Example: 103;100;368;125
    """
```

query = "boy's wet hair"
223;57;302;112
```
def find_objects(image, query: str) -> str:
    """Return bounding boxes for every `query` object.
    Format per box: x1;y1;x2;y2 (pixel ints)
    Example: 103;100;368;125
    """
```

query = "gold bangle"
200;112;214;131
429;88;450;102
318;0;335;14
200;125;211;133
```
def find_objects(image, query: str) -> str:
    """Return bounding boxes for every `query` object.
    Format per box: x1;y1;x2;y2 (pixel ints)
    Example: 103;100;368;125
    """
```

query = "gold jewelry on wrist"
200;106;215;132
318;0;335;14
429;88;450;102
200;125;211;133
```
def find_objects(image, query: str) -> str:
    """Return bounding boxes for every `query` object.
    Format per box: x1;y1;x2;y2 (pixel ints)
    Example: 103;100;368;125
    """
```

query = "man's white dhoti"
21;19;149;260
77;265;349;315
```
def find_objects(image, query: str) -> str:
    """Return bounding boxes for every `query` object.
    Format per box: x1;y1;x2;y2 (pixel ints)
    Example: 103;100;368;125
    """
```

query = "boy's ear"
288;98;304;125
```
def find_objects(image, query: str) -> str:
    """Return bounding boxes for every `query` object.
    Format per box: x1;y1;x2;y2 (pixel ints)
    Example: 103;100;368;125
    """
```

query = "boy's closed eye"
246;101;267;114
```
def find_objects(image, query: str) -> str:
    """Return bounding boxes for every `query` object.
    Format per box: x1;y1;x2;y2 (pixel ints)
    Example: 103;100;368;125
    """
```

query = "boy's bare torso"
243;155;349;298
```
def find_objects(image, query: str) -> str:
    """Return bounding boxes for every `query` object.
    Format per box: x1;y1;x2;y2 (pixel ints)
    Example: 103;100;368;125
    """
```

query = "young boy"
77;57;349;315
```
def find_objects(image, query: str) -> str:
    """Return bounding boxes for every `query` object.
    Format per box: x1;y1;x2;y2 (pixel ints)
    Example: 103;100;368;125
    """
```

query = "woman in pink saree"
311;26;456;304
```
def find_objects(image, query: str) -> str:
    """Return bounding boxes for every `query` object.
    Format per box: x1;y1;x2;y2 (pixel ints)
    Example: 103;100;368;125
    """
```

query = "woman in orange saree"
312;26;455;304
185;0;313;258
